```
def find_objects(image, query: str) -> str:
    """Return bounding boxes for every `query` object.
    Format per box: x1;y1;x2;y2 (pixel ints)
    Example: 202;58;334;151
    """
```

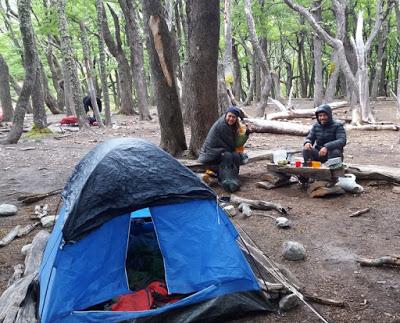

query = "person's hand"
319;147;328;157
304;143;312;150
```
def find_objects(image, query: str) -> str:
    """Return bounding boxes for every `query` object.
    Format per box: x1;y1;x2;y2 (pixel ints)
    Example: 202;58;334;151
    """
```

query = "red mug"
295;161;302;168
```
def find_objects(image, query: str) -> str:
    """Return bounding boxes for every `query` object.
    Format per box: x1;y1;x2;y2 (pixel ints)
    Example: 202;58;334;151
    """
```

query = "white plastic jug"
337;174;363;193
273;150;287;164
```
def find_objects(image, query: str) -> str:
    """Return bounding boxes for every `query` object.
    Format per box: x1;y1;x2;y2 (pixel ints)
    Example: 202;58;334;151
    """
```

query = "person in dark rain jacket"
198;106;253;193
302;104;347;164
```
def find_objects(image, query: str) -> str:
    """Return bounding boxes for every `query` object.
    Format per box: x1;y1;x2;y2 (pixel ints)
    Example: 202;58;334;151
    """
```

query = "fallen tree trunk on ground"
267;101;348;120
245;119;310;136
230;194;287;214
268;163;400;184
245;119;399;136
0;230;49;323
357;256;400;267
180;148;300;172
346;164;400;184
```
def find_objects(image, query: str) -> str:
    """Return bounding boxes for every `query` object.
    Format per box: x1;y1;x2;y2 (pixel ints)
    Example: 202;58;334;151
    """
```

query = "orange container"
311;161;321;168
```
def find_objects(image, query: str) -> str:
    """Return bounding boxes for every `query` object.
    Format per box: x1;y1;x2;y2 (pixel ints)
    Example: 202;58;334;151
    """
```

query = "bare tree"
31;61;48;129
244;0;272;117
95;0;111;126
119;0;152;120
283;0;384;124
3;0;37;144
56;0;88;128
80;21;104;128
312;0;324;106
0;54;14;121
101;4;135;115
184;0;220;156
223;0;237;105
142;0;187;156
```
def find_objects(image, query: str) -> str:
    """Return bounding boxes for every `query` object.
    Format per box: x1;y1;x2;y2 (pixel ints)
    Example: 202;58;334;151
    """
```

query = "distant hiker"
302;104;346;165
83;95;102;114
198;106;254;193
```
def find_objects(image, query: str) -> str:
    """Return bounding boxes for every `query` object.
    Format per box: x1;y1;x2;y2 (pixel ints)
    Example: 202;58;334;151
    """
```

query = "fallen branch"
303;293;345;308
17;189;62;204
230;194;287;214
357;256;400;267
349;208;370;217
346;124;400;131
0;225;21;247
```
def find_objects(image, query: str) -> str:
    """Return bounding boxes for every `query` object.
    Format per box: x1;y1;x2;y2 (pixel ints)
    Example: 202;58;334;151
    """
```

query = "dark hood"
315;104;333;125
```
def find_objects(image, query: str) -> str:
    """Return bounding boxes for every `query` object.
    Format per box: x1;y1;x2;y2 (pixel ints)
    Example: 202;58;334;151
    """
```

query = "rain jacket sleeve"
304;124;317;146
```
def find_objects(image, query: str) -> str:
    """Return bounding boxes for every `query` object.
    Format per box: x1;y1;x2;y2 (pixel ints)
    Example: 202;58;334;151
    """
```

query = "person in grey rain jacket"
302;104;347;164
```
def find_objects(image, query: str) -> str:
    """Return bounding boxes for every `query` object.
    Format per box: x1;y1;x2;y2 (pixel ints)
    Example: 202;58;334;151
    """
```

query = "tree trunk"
40;61;62;114
142;0;187;156
80;21;104;128
244;0;272;117
101;4;135;115
3;0;37;144
312;1;324;107
184;0;219;156
31;61;48;129
371;20;388;100
96;0;112;126
223;0;237;106
45;45;65;113
9;75;33;114
232;42;243;101
0;54;14;121
395;2;400;112
56;0;88;128
119;0;152;120
217;62;231;115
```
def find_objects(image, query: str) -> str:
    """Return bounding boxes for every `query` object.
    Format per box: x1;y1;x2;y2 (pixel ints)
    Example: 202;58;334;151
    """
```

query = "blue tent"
39;138;274;322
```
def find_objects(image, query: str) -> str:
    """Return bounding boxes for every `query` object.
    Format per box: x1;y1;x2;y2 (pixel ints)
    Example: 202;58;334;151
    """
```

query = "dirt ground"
0;99;399;322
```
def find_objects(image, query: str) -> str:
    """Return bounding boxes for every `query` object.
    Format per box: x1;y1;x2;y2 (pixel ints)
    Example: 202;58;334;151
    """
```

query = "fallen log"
0;225;21;247
346;124;400;131
303;293;345;308
245;118;310;136
17;188;62;204
230;194;287;214
349;208;370;217
346;164;400;184
180;148;300;173
0;231;49;322
267;101;348;121
357;256;400;267
268;163;400;184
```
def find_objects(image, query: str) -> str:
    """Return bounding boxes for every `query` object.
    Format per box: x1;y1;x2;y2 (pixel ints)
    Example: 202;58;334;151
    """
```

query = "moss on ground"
24;126;53;139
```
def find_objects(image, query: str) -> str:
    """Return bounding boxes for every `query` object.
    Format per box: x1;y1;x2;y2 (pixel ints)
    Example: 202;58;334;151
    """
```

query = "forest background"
0;0;399;152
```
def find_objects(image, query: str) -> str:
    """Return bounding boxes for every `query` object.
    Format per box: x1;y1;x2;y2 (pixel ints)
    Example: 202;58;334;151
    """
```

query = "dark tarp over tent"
62;138;215;242
39;138;276;322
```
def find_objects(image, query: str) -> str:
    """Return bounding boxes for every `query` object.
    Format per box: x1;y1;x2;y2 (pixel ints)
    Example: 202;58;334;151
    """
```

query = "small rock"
223;205;237;217
392;186;400;194
21;244;32;255
276;217;291;228
279;294;301;311
282;241;306;261
41;215;56;228
0;204;18;216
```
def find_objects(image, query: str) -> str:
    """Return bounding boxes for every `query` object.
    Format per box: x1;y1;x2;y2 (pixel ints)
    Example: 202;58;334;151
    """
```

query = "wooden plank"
180;149;301;172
